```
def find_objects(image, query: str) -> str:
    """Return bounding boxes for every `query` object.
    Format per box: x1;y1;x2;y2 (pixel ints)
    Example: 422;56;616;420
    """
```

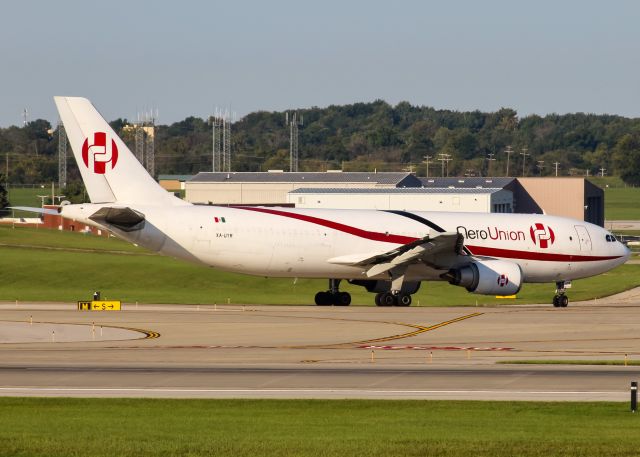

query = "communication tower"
132;111;156;176
286;112;303;172
211;108;233;172
57;121;67;189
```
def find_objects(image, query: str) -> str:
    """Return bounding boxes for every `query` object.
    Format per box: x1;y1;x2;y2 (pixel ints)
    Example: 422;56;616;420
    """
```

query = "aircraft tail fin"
54;96;187;206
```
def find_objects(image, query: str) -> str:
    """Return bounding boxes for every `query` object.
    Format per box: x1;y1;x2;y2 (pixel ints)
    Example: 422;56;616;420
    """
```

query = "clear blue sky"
1;0;638;126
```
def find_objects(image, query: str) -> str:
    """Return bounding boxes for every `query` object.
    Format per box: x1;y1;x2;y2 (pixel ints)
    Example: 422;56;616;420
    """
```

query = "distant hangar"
167;171;604;226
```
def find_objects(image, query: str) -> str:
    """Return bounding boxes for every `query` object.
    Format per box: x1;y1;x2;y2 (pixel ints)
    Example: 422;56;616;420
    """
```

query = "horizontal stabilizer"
89;207;145;232
8;206;60;215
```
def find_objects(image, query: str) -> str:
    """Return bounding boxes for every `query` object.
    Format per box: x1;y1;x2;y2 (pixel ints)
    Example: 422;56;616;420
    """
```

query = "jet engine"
442;259;522;296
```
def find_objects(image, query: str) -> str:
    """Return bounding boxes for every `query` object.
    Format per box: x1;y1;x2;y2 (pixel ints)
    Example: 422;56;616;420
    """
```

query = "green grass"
6;186;57;207
603;187;640;220
499;360;640;366
0;398;638;457
1;226;639;305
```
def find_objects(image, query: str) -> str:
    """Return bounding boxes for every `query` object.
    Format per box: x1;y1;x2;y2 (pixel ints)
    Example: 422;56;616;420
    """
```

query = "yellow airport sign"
495;295;517;299
77;300;121;311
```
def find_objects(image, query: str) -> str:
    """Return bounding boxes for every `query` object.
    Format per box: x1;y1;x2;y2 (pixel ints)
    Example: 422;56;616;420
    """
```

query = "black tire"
374;293;383;306
315;291;332;306
560;295;569;307
334;292;351;306
552;295;560;307
396;294;412;307
380;292;396;307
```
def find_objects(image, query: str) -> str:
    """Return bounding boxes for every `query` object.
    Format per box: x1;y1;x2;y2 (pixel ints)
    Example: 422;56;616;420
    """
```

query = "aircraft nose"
622;244;632;263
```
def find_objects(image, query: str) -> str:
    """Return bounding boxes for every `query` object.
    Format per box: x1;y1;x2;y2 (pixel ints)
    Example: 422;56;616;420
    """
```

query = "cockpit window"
606;235;612;242
605;234;618;242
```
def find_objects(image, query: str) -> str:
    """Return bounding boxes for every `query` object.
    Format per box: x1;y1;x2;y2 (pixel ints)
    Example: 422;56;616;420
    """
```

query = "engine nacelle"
443;259;522;296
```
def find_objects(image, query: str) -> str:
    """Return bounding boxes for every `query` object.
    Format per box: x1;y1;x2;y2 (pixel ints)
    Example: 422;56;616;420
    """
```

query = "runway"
1;288;640;400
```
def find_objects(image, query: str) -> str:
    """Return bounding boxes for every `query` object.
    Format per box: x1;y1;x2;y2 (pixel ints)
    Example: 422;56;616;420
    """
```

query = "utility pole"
505;145;513;176
553;161;560;177
520;147;529;177
423;155;432;178
536;160;545;176
487;152;496;177
438;153;452;177
599;167;606;177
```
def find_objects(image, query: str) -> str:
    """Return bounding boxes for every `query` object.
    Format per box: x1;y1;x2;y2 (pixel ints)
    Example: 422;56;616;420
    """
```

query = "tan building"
515;177;604;226
418;177;604;226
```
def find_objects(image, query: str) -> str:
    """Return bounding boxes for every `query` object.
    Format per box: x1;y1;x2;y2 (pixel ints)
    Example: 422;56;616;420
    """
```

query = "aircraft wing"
327;232;464;276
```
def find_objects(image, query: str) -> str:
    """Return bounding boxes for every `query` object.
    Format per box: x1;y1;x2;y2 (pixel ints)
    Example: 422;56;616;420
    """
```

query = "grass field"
1;226;638;305
587;177;640;220
0;398;638;457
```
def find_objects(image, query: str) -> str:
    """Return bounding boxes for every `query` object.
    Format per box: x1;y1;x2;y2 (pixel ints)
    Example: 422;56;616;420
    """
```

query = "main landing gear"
374;292;412;307
553;281;569;308
315;279;351;306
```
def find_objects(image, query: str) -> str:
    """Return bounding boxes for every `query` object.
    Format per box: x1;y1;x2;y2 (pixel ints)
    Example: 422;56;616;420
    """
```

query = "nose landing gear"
553;281;569;307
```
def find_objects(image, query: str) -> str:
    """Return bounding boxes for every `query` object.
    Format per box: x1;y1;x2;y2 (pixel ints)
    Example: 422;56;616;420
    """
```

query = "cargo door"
574;225;592;251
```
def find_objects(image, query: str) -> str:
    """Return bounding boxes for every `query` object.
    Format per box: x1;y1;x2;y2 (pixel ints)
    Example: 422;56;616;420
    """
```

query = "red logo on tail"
81;132;118;174
529;223;555;249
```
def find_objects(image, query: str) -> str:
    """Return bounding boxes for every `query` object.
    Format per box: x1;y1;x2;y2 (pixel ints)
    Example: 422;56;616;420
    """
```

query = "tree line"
1;100;640;196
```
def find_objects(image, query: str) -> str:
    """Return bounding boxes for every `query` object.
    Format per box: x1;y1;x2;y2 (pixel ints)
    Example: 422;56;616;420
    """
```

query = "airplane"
15;97;631;308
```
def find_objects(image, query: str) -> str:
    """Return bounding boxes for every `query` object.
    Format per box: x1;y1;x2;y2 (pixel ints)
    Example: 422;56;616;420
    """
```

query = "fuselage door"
574;225;592;251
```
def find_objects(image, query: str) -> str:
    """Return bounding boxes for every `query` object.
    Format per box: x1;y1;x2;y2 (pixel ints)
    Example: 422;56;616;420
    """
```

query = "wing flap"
328;231;464;275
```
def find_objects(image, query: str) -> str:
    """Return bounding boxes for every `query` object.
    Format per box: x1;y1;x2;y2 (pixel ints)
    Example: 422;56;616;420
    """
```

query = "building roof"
189;172;422;187
158;174;194;181
418;177;516;188
288;187;505;195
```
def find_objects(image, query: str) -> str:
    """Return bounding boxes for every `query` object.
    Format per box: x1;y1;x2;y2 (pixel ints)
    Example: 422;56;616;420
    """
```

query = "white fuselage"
62;204;630;284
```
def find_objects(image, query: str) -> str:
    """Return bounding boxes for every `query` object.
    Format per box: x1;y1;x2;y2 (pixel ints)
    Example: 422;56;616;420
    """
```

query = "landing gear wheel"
552;294;569;308
377;292;396;307
560;295;569;307
334;292;351;306
374;293;383;307
396;293;412;307
315;291;332;306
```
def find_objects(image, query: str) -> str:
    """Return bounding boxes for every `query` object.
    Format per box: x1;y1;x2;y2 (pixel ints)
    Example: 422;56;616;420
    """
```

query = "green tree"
0;175;9;216
612;134;640;185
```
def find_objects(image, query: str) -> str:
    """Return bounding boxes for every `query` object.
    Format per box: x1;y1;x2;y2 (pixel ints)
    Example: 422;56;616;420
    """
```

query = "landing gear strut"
553;281;569;308
315;279;351;306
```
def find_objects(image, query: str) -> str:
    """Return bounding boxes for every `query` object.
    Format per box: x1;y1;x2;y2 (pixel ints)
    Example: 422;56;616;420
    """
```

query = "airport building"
182;172;604;226
287;187;514;213
185;171;422;205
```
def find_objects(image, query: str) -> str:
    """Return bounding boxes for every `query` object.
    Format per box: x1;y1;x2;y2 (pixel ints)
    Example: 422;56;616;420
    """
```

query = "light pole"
520;147;529;177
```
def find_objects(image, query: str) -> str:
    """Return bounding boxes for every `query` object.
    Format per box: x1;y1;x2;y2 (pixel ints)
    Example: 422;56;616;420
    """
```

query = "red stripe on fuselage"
233;206;417;244
465;245;621;263
232;207;622;263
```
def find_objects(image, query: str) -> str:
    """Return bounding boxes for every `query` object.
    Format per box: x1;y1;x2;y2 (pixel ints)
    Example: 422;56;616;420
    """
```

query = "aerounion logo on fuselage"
457;225;526;242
